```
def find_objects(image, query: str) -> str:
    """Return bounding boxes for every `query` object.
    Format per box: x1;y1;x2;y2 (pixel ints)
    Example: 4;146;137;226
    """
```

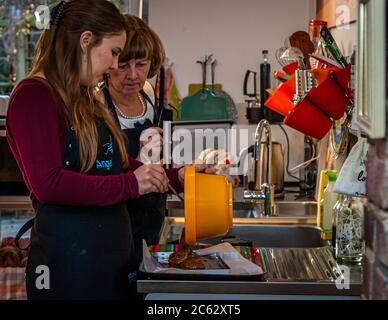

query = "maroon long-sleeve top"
6;79;183;206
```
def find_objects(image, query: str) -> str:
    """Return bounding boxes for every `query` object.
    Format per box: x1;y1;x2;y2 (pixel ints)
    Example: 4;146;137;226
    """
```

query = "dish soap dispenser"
322;171;338;240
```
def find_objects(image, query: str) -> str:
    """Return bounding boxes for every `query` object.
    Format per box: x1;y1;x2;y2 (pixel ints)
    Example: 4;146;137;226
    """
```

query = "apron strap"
101;84;120;126
15;217;34;250
139;89;160;126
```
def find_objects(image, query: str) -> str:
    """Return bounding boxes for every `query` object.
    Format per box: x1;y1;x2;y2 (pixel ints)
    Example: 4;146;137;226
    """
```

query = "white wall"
149;0;316;104
149;0;316;181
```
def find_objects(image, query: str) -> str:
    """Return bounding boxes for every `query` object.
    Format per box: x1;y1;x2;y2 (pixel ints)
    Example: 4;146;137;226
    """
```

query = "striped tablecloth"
0;267;27;300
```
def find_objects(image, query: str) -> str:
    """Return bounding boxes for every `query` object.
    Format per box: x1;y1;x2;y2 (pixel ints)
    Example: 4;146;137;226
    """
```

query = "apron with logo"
25;119;135;300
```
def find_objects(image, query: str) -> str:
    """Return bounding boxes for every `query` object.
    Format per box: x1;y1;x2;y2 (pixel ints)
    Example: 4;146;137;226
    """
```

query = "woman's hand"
134;163;169;195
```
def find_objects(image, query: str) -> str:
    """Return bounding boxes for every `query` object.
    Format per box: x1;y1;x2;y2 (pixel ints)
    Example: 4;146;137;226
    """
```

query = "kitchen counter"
1;194;363;299
0;196;32;210
138;247;362;299
138;215;362;300
138;278;361;299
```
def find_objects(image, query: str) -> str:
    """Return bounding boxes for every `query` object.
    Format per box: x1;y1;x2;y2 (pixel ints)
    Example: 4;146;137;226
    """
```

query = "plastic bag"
333;137;369;197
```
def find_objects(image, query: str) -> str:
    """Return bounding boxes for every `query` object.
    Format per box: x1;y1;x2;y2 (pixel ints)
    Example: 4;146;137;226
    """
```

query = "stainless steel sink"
167;199;316;217
160;218;328;248
200;224;326;248
164;191;321;247
232;201;317;218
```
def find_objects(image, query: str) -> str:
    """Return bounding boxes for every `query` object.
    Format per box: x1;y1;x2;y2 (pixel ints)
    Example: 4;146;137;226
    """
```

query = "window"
0;0;138;95
356;0;386;138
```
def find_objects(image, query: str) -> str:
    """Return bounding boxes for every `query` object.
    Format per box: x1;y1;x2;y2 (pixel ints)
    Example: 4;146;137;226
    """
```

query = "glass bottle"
308;20;328;68
260;50;271;108
335;196;364;264
261;50;283;123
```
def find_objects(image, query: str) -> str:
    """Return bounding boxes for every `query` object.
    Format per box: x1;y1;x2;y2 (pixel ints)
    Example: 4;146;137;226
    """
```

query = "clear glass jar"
331;194;344;249
335;196;364;264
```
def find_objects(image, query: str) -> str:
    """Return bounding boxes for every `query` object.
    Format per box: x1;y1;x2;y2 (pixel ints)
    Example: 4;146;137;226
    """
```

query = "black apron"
25;119;135;300
102;85;166;268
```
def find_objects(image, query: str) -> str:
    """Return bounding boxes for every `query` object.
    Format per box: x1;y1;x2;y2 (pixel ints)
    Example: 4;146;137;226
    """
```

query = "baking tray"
139;252;265;282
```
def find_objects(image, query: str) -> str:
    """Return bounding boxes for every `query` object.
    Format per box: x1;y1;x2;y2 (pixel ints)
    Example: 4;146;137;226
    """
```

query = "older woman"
101;15;168;267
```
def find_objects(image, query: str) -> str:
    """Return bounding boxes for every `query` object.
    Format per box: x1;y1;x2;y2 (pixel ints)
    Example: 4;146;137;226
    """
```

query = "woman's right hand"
134;163;169;195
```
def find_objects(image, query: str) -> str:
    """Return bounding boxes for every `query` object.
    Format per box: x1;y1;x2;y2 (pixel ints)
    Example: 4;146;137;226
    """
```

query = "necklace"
114;93;146;120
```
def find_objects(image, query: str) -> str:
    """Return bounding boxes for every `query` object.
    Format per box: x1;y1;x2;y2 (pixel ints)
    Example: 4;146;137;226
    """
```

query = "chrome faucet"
243;119;275;216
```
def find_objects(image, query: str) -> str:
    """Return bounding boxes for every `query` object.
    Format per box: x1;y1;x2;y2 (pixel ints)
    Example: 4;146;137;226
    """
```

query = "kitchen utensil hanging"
179;55;228;121
209;57;238;122
329;104;354;159
289;31;316;69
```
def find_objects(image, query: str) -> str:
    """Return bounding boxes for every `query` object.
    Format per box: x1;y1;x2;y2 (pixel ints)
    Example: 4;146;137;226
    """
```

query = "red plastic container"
265;64;351;139
307;65;351;120
284;97;332;140
283;62;299;75
264;73;295;117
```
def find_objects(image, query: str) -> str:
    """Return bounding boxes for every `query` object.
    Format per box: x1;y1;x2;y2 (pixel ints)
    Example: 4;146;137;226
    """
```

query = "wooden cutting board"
188;83;222;96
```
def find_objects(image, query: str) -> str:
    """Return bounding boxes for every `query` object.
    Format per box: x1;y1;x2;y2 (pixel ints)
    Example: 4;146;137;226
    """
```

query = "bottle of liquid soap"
322;171;338;240
317;170;328;230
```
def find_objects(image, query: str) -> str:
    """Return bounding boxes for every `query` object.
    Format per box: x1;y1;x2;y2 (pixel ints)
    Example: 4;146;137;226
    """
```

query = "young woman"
6;0;183;300
101;15;169;268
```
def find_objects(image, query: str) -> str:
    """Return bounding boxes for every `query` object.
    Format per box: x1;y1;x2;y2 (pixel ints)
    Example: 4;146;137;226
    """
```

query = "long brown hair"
28;0;129;172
